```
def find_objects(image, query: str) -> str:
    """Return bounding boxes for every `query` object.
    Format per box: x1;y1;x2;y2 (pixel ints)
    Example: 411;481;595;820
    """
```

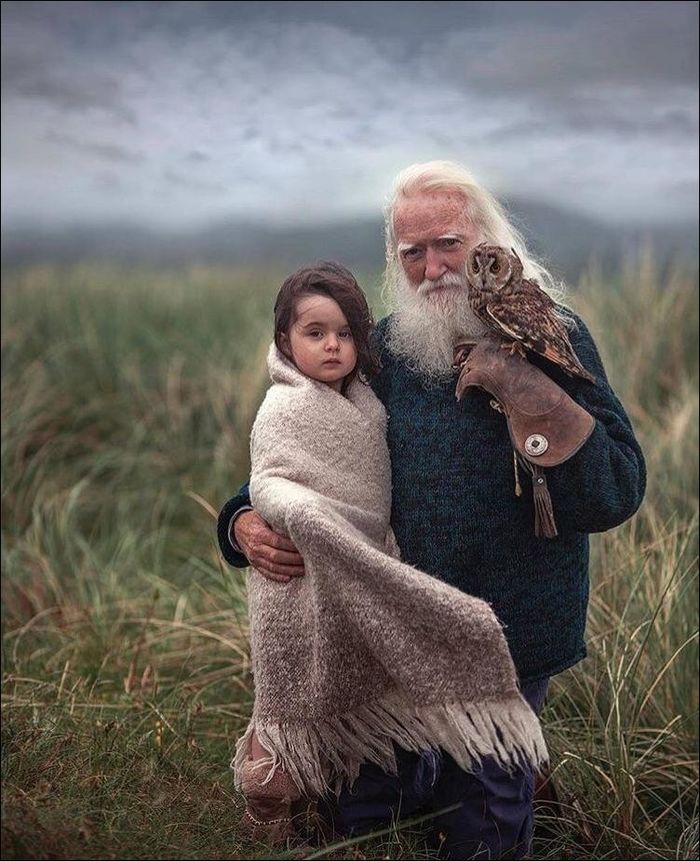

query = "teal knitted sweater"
217;313;646;684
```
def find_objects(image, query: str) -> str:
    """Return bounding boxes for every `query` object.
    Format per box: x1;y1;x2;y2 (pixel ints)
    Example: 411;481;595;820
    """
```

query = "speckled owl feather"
467;243;596;383
232;344;548;798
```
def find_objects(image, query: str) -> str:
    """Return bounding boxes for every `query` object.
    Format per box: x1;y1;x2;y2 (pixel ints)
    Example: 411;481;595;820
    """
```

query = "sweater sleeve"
538;314;646;534
216;481;251;568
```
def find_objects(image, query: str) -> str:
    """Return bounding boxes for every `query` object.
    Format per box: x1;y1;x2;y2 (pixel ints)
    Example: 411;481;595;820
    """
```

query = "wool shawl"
233;345;548;798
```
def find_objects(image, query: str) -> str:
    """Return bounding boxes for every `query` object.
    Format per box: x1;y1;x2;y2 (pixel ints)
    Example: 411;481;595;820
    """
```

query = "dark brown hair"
274;261;380;391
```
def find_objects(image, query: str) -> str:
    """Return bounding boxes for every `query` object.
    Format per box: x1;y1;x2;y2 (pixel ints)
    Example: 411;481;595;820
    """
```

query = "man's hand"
233;510;305;583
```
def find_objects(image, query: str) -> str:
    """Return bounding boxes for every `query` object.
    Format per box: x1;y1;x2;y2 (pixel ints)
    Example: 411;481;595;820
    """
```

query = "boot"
239;756;304;845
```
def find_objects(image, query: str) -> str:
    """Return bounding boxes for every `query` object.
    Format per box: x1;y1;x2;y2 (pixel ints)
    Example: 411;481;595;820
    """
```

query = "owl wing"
486;285;596;382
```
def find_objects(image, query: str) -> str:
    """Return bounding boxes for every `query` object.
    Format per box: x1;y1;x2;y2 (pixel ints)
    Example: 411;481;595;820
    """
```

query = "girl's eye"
308;330;323;338
339;331;353;339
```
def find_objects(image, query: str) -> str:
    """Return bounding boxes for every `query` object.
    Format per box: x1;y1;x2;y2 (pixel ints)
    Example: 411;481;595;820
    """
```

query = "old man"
218;161;646;858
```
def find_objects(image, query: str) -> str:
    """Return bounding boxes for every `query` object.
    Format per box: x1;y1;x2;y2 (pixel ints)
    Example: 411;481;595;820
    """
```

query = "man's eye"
440;238;459;249
402;248;422;261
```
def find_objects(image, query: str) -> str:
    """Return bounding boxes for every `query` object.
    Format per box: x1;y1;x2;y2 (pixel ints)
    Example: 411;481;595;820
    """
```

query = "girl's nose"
325;335;340;351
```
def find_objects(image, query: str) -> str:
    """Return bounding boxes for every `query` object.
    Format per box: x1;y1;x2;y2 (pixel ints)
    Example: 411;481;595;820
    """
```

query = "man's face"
384;187;488;381
393;189;480;296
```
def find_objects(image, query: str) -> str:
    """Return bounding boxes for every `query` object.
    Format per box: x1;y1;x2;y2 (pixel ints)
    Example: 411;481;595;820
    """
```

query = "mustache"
416;272;468;297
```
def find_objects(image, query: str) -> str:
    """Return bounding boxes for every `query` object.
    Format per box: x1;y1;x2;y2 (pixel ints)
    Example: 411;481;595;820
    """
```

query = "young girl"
234;262;547;844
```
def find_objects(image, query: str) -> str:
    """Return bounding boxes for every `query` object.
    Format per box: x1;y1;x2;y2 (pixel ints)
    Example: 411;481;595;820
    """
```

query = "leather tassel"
513;449;522;497
531;464;558;538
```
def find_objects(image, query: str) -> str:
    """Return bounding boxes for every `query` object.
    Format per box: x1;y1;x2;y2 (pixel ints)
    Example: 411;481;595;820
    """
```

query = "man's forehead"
393;189;471;243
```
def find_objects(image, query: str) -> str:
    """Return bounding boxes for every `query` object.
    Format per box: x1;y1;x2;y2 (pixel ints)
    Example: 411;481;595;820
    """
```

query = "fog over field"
3;200;698;284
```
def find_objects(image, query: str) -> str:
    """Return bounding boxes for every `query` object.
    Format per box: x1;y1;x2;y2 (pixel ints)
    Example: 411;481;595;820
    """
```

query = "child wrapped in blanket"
233;261;548;844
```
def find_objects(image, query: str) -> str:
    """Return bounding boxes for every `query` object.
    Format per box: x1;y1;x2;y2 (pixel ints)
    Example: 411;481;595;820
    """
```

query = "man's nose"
424;246;447;281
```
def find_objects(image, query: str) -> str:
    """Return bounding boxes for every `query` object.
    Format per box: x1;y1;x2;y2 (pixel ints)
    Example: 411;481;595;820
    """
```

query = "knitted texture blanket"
233;345;548;797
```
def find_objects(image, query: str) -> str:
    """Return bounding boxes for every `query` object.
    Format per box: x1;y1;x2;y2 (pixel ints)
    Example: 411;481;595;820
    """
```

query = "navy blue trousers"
320;679;549;859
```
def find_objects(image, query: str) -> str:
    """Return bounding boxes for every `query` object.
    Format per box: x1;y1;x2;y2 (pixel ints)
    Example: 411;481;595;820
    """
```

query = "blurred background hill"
3;200;697;282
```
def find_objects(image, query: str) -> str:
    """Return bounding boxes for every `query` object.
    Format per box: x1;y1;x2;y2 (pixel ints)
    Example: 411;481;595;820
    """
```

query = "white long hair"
381;160;573;384
383;160;569;308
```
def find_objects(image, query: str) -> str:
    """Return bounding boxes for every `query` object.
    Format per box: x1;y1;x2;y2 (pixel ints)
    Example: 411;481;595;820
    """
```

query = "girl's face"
280;293;357;392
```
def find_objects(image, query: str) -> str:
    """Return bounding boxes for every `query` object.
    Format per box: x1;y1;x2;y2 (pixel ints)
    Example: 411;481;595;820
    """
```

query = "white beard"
384;264;488;384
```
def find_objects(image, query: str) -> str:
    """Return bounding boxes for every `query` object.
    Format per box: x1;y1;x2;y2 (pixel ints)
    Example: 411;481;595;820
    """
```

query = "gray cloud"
92;170;128;191
3;63;135;123
162;169;224;194
1;1;697;228
46;131;145;163
483;104;699;143
426;3;697;90
184;150;211;163
2;18;136;122
418;5;697;141
6;2;693;86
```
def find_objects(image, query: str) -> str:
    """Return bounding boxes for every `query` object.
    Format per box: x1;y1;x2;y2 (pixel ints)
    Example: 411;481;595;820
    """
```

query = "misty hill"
2;199;697;281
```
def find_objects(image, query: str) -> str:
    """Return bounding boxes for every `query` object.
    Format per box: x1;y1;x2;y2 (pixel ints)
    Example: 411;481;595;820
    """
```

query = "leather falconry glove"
453;335;595;538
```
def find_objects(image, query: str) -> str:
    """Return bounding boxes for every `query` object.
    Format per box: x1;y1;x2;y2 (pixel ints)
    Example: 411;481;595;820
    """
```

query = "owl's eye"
490;261;500;273
471;260;480;272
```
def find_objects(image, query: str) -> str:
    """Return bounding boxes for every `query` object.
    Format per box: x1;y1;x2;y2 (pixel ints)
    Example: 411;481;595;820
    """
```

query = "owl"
466;243;596;384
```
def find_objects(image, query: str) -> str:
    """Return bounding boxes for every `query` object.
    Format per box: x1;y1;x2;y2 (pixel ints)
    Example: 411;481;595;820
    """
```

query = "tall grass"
1;255;697;859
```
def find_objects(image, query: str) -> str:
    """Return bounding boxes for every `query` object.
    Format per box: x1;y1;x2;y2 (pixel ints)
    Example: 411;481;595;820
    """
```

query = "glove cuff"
454;338;595;467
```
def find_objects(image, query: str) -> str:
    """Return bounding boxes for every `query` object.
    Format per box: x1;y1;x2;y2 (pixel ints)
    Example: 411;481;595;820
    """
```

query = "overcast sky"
2;0;698;229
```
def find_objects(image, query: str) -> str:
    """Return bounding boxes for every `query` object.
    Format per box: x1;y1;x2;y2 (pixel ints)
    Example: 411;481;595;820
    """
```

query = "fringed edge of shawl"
232;688;548;798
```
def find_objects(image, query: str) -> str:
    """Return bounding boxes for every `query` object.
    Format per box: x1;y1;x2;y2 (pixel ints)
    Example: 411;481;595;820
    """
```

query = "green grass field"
1;253;698;859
